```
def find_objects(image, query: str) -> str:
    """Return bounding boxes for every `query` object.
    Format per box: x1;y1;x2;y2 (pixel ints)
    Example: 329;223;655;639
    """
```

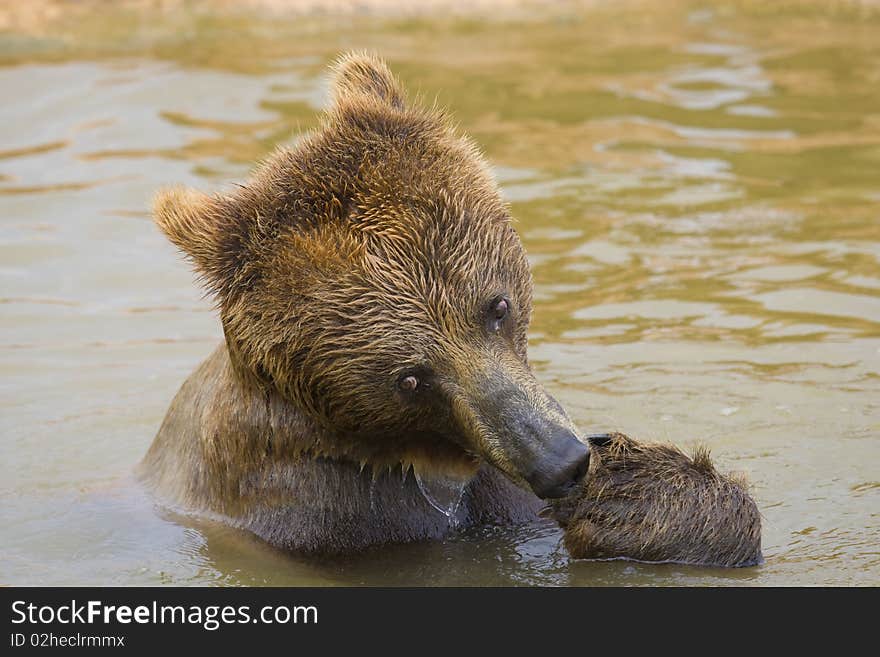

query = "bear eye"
493;298;509;320
397;366;434;396
488;296;510;332
398;374;420;393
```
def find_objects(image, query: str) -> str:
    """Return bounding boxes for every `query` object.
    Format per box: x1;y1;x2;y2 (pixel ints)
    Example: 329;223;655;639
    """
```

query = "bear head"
152;52;589;499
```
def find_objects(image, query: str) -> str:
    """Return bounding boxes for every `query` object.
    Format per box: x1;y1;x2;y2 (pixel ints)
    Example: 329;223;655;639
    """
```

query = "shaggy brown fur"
139;52;587;553
550;434;763;567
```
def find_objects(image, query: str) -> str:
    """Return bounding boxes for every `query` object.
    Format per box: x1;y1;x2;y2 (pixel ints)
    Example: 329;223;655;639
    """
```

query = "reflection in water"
0;1;878;586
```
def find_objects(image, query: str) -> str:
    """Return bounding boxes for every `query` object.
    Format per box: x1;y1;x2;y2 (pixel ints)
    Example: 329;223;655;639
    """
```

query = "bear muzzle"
450;357;591;500
518;425;590;499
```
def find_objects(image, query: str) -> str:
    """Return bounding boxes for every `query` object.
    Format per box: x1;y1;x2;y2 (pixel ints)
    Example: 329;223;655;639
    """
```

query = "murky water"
1;1;878;586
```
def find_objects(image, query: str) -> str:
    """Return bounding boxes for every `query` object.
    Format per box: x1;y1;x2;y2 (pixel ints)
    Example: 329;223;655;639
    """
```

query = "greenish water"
1;1;878;585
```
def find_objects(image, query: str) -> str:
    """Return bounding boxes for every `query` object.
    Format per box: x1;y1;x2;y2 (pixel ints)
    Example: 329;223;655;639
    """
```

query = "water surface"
1;1;878;586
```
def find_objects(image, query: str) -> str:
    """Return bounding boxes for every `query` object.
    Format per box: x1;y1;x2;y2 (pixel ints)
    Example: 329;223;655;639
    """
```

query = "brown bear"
138;52;591;553
549;433;763;567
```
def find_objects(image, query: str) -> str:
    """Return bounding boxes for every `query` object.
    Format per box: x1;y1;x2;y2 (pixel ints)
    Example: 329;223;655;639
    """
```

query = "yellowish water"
1;1;878;585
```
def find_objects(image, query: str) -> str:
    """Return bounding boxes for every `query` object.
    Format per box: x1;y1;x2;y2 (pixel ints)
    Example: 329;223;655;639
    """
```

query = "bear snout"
524;427;590;499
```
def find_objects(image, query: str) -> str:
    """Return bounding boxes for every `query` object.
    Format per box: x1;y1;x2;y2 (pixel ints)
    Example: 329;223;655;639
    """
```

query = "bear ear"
153;186;241;295
329;51;406;111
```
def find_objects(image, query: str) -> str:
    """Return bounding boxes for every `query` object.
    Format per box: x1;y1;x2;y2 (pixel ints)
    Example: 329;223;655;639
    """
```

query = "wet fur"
141;345;539;553
551;433;762;567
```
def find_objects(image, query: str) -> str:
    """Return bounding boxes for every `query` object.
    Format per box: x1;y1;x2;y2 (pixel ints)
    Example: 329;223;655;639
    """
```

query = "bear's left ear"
329;51;406;111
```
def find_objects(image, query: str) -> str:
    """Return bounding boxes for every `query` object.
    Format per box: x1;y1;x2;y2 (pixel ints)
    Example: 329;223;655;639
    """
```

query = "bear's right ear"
153;186;241;296
329;51;406;111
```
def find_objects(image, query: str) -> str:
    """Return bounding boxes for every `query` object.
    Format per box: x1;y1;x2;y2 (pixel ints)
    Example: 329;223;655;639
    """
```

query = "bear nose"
527;428;590;500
